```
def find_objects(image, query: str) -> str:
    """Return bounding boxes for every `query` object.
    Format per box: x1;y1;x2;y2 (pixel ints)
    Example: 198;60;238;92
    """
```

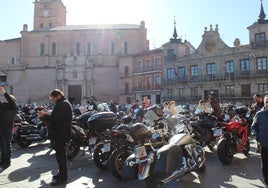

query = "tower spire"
173;16;178;39
258;0;266;24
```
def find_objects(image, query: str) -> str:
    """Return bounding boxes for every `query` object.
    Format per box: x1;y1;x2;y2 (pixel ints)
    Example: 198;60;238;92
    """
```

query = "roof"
50;24;141;31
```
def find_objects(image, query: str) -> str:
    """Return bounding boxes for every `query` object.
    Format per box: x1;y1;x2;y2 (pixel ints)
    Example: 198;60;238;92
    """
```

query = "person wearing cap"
0;86;18;169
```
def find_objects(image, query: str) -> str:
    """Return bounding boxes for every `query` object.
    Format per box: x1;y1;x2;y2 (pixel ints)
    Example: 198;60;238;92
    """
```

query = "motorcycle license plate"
89;137;97;146
213;128;222;137
101;143;111;153
133;146;147;159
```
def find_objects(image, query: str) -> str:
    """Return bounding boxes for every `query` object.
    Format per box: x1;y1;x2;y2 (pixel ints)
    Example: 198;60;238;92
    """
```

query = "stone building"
161;1;268;105
0;0;149;105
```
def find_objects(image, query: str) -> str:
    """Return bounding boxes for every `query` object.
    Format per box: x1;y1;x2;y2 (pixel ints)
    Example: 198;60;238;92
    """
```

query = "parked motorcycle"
109;108;175;181
190;102;223;151
12;113;48;148
216;106;250;165
71;111;117;169
121;114;206;188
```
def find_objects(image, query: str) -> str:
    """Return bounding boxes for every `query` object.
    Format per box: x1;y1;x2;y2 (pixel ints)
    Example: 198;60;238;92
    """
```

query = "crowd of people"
0;89;268;187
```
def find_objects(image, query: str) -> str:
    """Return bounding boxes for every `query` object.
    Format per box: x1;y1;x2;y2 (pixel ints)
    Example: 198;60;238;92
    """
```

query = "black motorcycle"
190;104;223;151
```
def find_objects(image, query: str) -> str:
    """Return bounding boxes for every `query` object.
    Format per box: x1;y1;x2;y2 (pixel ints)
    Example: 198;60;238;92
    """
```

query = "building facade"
161;2;268;105
0;0;149;105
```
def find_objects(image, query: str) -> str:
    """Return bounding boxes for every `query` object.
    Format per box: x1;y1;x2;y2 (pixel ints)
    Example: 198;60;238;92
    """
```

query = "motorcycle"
121;114;206;188
108;107;175;181
216;106;250;165
190;102;223;151
71;110;118;169
12;113;48;148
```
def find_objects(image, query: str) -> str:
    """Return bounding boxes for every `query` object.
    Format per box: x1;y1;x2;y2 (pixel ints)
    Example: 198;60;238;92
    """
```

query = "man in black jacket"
38;89;72;186
0;86;18;169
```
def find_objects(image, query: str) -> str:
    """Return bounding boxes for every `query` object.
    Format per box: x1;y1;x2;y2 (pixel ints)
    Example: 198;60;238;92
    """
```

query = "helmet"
129;123;152;140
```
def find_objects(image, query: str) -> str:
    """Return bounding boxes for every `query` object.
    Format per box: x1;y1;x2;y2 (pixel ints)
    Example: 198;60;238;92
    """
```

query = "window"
190;65;198;76
226;85;235;95
40;23;43;28
167;68;174;79
124;82;129;94
167;89;173;96
178;88;185;98
155;75;161;89
258;83;268;93
76;43;80;55
178;67;185;77
256;57;267;70
191;87;198;96
40;43;45;56
167;49;174;56
124;66;129;77
11;57;16;64
146;76;151;89
255;33;266;48
87;42;91;55
225;61;234;73
146;59;152;71
49;23;52;27
72;70;78;79
111;42;115;55
138;61;143;72
123;42;128;54
51;42;57;56
138;78;142;90
155;58;161;68
240;59;250;72
206;63;216;74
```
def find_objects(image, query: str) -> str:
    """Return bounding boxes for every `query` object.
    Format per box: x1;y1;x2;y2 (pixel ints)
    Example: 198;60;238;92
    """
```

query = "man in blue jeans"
252;94;268;187
0;86;18;169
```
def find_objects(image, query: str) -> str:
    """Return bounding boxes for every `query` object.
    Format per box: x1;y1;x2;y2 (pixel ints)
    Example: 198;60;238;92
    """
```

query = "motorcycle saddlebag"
87;112;117;131
121;153;138;180
152;144;182;176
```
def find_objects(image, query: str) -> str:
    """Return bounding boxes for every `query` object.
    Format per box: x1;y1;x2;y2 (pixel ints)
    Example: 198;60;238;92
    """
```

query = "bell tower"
33;0;66;30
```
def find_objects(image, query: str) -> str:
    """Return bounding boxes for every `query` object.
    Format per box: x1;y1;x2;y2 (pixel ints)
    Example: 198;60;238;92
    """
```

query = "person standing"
252;93;264;153
0;86;18;169
109;99;118;114
38;89;72;186
251;94;268;187
86;99;97;111
142;95;151;108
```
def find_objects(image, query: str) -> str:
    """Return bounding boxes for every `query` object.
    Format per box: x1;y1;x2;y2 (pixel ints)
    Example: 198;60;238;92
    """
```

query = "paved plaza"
0;138;266;188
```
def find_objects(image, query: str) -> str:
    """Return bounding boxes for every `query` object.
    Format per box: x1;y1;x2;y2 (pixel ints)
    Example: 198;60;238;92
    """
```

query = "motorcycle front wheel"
109;147;132;180
216;138;233;165
16;136;32;148
50;138;80;159
93;142;112;170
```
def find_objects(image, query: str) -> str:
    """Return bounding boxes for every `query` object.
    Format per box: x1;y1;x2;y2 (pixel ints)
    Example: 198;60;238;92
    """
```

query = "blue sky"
0;0;264;49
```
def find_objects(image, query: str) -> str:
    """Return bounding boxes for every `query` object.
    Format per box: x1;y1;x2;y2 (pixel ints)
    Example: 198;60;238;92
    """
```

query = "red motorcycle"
216;106;250;165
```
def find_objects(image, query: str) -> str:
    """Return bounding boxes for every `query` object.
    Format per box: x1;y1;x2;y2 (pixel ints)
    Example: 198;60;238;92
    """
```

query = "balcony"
133;65;162;74
163;70;268;85
251;40;268;49
133;84;162;91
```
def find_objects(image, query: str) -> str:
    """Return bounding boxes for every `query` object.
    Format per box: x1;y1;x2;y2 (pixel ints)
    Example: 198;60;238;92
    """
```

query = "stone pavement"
0;138;266;188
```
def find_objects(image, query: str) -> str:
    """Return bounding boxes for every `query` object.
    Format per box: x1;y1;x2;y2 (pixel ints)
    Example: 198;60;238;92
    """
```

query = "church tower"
33;0;66;30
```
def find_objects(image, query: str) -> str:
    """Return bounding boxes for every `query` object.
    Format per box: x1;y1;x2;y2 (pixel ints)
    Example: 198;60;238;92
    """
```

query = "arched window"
40;43;45;56
111;42;115;55
123;42;128;54
87;42;91;56
51;42;57;56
